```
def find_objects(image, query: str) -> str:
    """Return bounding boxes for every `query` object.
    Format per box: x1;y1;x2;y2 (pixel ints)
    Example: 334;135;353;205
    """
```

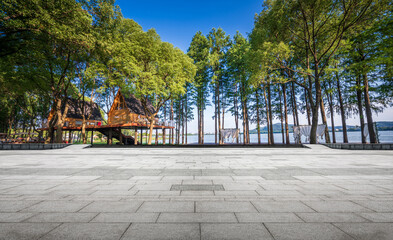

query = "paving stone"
201;223;274;240
222;184;260;191
121;223;200;240
180;191;214;196
133;184;172;191
136;190;180;196
0;200;39;212
21;201;91;212
214;191;258;196
266;223;354;240
302;201;371;212
171;184;224;191
92;213;159;222
158;213;237;223
296;213;368;222
354;200;393;212
236;213;303;222
79;201;142;212
251;201;315;213
196;201;257;213
0;223;59;240
0;213;35;222
1;144;393;239
358;213;393;222
40;223;128;240
137;201;194;212
335;223;393;240
26;212;97;222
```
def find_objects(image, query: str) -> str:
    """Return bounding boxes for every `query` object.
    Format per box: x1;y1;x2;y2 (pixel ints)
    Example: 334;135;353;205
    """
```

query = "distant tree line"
1;0;392;145
182;0;392;144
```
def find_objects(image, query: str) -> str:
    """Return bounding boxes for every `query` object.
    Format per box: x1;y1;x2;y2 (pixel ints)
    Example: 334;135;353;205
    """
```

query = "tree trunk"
356;76;366;143
263;87;271;145
201;104;204;144
55;99;69;143
82;117;87;144
291;82;299;126
245;102;250;144
310;70;321;144
222;95;225;130
256;89;261;144
283;84;290;144
267;84;274;144
363;74;377;143
234;84;239;144
171;100;174;144
198;97;202;144
147;117;155;145
320;98;331;143
305;88;311;125
217;82;221;144
215;90;217;144
181;98;184;145
108;128;112;145
279;88;285;144
336;73;348;143
240;83;246;144
46;110;56;144
327;88;336;143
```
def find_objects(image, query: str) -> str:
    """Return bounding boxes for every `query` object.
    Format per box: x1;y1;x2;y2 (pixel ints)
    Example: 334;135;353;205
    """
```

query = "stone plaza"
0;144;393;240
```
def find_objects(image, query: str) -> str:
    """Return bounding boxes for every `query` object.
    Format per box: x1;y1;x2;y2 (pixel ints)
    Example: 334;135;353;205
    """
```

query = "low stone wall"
324;143;393;150
0;143;71;150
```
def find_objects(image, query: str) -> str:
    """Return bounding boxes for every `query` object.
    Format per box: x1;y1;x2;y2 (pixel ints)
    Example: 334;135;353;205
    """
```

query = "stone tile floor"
0;144;392;239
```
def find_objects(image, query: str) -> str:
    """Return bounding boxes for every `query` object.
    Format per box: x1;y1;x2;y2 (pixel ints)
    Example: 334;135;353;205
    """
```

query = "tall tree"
207;28;230;144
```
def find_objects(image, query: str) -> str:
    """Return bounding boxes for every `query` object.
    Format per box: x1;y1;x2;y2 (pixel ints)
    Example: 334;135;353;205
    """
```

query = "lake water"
180;130;393;144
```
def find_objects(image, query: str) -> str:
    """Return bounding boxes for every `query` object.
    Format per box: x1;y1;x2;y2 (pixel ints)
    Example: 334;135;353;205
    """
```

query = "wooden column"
134;127;138;145
90;130;94;145
162;129;166;145
155;128;158;145
145;128;148;144
140;128;143;144
119;128;123;145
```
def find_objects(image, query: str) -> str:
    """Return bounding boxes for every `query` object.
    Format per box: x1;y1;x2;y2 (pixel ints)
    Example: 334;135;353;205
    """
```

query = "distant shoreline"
188;129;393;136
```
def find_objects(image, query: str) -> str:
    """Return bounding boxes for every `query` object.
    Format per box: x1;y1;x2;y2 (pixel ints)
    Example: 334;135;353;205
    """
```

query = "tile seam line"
119;222;133;240
36;222;63;240
330;222;357;240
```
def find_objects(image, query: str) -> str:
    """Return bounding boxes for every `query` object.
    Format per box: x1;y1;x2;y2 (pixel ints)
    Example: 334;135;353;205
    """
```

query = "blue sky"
115;0;262;52
115;0;393;134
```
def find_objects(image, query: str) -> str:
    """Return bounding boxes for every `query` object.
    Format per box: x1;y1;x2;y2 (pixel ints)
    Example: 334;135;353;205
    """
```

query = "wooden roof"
50;98;104;121
113;90;156;116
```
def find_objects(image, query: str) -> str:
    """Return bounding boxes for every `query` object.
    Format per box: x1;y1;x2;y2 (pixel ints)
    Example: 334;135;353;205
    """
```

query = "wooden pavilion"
40;92;174;145
108;90;156;126
47;98;104;128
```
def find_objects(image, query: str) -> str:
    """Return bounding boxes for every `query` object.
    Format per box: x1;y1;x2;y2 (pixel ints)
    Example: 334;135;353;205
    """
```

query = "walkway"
0;145;392;239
